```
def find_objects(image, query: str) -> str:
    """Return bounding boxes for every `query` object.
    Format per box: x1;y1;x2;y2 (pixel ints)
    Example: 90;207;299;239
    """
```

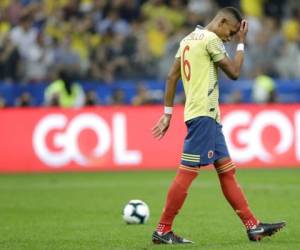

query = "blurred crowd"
1;0;300;107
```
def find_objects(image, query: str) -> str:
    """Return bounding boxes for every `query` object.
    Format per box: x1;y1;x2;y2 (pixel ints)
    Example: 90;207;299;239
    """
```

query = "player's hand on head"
152;114;172;140
238;19;248;43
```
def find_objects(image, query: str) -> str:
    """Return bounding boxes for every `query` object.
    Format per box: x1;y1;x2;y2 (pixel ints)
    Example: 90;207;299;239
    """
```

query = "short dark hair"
220;7;243;22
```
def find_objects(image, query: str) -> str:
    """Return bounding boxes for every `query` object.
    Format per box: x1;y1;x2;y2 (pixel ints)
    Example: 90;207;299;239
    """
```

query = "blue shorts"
181;116;230;167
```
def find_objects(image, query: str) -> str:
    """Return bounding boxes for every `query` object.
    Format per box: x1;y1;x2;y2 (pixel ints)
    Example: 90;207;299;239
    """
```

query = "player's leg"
156;165;199;232
152;117;214;244
152;165;199;244
214;123;286;241
214;156;259;228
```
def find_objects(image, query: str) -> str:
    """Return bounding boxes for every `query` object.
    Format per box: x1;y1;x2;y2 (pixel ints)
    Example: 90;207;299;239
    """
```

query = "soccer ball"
122;199;150;224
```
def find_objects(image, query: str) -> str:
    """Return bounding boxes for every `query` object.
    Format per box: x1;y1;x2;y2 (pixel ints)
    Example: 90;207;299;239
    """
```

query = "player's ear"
219;18;227;27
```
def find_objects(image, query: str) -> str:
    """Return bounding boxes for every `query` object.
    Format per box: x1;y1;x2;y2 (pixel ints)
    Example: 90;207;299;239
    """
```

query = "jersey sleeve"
207;36;226;62
175;46;181;59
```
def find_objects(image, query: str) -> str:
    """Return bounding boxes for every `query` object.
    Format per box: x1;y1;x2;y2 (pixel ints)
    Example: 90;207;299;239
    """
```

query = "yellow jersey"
175;27;226;123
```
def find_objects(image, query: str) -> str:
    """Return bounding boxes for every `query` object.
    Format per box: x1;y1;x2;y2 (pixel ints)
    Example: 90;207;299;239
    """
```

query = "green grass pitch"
0;169;300;250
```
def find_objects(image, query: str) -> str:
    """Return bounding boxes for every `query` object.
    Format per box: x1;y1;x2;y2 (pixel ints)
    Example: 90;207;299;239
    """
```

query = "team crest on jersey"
208;150;214;159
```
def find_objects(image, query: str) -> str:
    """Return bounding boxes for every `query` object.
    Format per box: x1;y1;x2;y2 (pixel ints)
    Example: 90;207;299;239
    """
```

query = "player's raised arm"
152;58;181;140
217;19;248;80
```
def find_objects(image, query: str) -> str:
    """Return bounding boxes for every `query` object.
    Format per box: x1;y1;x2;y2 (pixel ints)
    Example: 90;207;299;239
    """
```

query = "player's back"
176;27;226;123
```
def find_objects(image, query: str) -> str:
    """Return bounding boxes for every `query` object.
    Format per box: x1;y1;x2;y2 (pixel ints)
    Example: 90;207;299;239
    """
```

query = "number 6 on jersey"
182;45;191;81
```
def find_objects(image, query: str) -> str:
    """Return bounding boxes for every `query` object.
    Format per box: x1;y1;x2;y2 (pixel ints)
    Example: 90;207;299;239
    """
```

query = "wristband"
164;106;173;115
237;43;245;51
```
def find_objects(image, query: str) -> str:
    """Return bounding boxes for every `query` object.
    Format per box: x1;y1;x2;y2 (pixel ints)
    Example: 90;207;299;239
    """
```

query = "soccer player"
151;7;286;244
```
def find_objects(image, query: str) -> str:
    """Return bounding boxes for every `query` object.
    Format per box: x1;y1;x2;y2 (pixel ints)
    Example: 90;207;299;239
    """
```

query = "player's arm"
217;20;248;80
217;52;244;80
165;58;181;107
152;58;181;140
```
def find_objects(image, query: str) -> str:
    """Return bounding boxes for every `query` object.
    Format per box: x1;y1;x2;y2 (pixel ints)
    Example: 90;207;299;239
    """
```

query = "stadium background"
1;1;300;249
1;0;300;171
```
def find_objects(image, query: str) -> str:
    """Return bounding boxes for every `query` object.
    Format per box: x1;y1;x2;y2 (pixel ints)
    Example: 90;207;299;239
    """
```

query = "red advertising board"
0;105;299;173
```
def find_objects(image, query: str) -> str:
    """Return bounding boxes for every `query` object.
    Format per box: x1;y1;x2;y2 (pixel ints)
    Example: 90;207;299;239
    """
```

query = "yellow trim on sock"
215;161;233;170
179;165;200;173
217;164;235;174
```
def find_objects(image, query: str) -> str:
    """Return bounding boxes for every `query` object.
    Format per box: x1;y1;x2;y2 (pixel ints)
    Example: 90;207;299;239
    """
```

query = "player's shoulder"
178;27;222;51
179;27;205;43
194;26;219;39
205;30;221;42
182;27;220;43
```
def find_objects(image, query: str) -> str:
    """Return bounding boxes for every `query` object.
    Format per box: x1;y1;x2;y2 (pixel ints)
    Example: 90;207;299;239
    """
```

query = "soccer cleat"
152;231;194;244
247;221;286;241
